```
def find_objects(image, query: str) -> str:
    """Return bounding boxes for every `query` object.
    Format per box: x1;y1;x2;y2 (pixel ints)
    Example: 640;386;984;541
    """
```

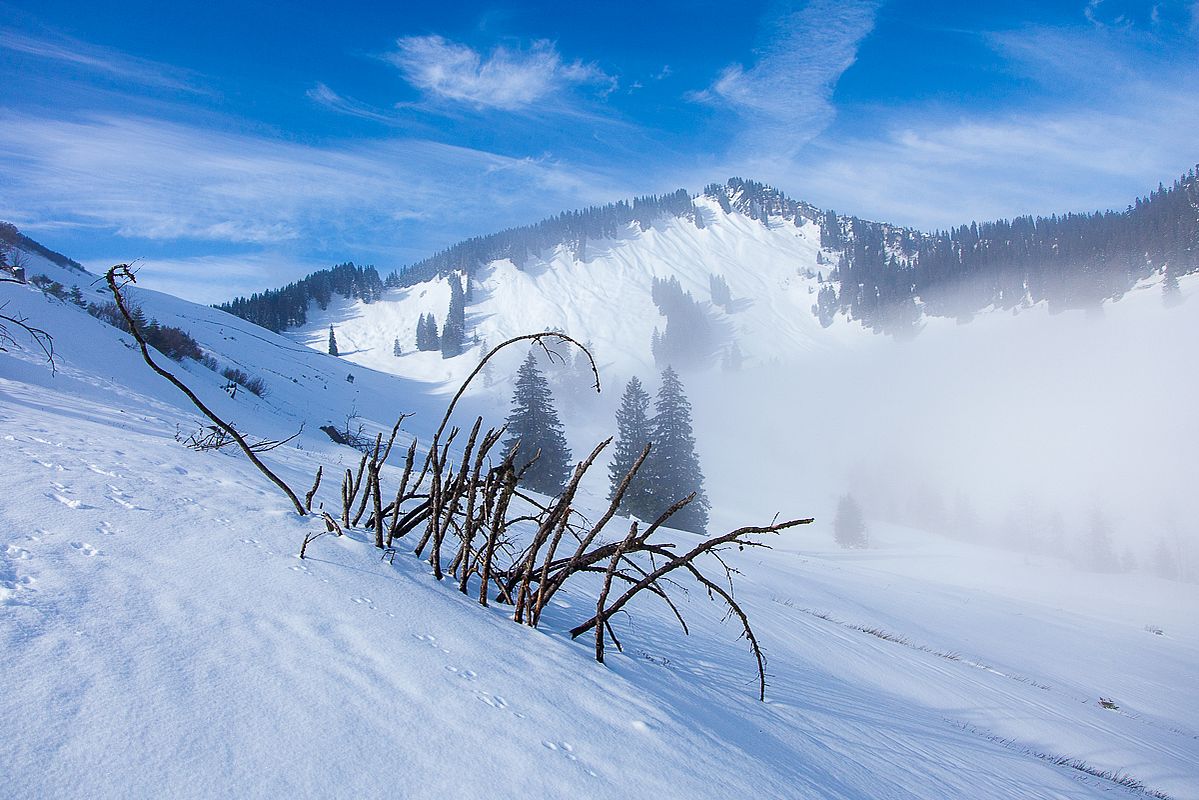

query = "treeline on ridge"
214;170;1199;339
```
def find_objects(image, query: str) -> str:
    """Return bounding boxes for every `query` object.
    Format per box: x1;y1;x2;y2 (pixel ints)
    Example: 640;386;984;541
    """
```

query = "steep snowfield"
288;197;866;391
3;251;1198;798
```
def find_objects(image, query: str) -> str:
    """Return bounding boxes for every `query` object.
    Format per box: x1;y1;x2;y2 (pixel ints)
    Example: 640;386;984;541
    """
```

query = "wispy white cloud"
384;35;617;111
1081;0;1198;31
0;112;631;299
81;251;322;305
772;80;1199;230
691;0;882;157
0;28;205;93
704;7;1199;230
306;83;406;125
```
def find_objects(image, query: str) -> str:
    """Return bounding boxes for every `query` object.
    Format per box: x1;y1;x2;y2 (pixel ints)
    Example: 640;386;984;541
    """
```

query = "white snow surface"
288;197;864;392
2;245;1198;799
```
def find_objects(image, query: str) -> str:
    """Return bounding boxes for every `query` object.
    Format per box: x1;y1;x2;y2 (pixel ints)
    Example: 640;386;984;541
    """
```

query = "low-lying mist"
686;285;1197;580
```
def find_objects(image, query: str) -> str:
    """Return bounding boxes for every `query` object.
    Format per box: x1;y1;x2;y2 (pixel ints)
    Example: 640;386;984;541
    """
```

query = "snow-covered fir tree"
416;313;440;352
1086;512;1119;573
503;352;572;496
327;325;339;356
440;275;466;358
608;376;655;519
393;337;402;357
645;367;709;533
834;494;868;548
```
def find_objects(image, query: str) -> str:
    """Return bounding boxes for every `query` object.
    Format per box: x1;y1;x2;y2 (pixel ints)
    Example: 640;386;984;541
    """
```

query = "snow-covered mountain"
3;220;1198;799
284;186;858;392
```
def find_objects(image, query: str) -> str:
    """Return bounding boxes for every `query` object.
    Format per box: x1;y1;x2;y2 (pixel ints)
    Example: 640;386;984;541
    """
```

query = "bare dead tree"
295;333;813;700
105;265;307;516
0;300;55;373
176;422;304;453
107;272;811;699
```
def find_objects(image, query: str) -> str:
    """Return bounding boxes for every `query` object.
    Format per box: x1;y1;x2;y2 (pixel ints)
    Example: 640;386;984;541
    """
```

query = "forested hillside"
217;171;1199;339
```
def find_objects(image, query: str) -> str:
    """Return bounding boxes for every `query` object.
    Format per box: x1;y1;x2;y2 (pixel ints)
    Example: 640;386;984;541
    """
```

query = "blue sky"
2;0;1197;302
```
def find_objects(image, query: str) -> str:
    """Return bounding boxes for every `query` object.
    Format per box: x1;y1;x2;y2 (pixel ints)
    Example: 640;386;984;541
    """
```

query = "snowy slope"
2;247;1198;798
286;195;1199;564
288;196;866;392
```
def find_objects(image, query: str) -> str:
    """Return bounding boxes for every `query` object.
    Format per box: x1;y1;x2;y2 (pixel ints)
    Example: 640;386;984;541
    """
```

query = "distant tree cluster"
415;313;440;351
217;169;1198;343
502;354;710;533
817;168;1199;334
217;262;384;332
87;300;202;362
709;273;732;309
385;189;702;290
650;276;716;370
702;178;823;227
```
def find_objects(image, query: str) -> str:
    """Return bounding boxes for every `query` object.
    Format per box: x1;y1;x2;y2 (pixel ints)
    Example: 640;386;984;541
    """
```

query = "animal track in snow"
6;544;32;561
412;633;452;654
105;486;144;510
444;665;477;681
475;691;508;709
541;741;596;776
69;541;101;557
48;493;92;510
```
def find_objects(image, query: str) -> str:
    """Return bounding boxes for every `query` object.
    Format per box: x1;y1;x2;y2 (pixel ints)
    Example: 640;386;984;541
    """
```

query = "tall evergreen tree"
834;494;868;548
415;314;426;350
327;325;339;356
393;337;402;357
1154;535;1178;580
503;352;572;496
646;367;709;533
608;377;655;518
441;275;467;358
1087;512;1119;573
418;313;440;351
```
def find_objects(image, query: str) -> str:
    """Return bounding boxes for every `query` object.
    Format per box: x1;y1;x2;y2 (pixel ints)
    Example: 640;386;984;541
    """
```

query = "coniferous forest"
217;171;1199;340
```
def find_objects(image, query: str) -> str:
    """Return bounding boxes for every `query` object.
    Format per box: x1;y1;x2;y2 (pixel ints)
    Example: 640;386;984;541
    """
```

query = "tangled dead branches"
111;260;813;700
0;295;55;373
308;333;812;700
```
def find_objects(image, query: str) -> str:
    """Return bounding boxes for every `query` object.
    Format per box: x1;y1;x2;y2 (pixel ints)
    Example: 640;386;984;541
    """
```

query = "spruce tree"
834;494;867;548
1087;512;1118;573
441;275;466;358
503;352;572;496
393;337;402;357
646;367;709;533
608;377;655;519
327;325;339;356
423;313;440;351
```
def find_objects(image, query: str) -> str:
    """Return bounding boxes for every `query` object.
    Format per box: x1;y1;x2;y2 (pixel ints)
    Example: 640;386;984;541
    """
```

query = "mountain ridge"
216;169;1199;340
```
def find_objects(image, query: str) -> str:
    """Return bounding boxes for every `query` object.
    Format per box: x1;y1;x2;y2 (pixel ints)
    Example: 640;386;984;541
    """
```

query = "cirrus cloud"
384;35;617;111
